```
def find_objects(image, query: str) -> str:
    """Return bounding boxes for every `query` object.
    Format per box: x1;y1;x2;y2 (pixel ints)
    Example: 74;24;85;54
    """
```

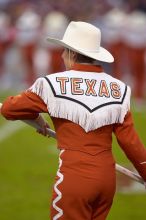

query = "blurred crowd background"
0;0;146;109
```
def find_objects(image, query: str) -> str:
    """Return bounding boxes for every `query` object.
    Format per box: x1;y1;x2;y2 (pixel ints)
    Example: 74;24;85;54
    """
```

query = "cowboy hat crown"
47;21;114;63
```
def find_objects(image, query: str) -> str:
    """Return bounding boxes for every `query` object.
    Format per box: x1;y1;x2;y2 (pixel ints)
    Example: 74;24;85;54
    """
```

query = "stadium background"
0;0;146;219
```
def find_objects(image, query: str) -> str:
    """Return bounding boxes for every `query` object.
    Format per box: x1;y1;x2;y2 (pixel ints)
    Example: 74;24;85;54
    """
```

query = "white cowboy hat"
16;9;41;30
126;11;146;31
104;8;126;28
43;11;69;39
46;21;114;63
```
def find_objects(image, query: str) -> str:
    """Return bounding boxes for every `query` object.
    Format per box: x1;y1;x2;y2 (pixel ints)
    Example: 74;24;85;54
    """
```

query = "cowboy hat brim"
46;37;114;63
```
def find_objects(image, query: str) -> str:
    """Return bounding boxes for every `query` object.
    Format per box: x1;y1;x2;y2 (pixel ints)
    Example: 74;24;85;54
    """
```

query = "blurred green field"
0;91;146;220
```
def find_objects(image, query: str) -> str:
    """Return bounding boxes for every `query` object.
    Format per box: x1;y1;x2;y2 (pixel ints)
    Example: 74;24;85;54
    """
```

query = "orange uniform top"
1;64;146;181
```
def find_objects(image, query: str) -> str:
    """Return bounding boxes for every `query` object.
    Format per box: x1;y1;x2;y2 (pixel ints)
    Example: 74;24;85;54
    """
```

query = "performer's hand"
37;122;50;137
35;114;50;137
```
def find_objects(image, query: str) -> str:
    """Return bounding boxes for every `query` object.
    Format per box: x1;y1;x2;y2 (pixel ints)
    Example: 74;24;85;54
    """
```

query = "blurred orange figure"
42;11;69;73
0;12;13;76
15;9;41;85
102;8;127;79
123;11;146;104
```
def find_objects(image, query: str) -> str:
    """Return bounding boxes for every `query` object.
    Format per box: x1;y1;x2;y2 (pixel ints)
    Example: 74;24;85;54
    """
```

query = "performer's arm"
113;111;146;181
1;91;48;120
1;91;49;136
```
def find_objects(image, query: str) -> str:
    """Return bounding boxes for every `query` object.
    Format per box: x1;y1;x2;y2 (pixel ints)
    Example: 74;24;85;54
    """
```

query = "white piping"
52;150;65;220
140;161;146;165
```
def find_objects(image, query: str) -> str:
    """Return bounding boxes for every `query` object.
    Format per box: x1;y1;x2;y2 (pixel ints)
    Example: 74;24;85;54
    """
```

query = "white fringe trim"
28;78;131;132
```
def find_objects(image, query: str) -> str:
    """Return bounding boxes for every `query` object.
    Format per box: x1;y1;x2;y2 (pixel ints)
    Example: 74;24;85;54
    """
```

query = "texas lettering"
56;77;121;99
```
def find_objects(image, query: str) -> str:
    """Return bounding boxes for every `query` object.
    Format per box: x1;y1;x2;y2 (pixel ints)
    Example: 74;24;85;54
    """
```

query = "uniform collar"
71;63;104;73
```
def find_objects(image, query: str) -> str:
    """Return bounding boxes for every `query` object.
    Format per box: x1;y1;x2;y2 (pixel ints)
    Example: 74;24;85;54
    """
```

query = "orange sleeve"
1;91;48;120
113;111;146;181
